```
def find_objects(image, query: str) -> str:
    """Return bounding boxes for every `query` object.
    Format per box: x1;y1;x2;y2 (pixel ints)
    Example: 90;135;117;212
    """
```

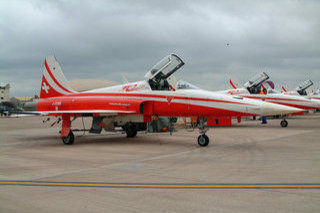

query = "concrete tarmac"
0;114;320;212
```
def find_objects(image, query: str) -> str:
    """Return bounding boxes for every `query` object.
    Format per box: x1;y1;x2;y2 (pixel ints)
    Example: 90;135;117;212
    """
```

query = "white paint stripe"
56;95;250;113
267;99;314;107
46;56;75;92
43;69;68;95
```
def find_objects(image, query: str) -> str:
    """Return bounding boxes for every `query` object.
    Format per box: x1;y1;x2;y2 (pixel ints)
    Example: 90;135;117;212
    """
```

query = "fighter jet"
281;80;314;96
30;54;302;146
219;72;320;127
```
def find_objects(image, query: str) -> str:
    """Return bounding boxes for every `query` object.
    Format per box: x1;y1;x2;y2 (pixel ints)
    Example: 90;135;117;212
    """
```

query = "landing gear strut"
62;130;74;145
197;118;209;147
124;122;137;138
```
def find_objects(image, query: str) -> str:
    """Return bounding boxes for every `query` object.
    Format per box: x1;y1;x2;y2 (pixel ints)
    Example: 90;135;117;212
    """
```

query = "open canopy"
145;54;184;80
145;54;184;91
244;72;269;89
244;72;269;94
295;80;313;95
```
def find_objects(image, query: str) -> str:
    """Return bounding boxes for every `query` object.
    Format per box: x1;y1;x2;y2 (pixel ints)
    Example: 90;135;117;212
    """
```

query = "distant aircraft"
220;72;320;127
280;80;320;104
31;54;301;146
281;80;314;96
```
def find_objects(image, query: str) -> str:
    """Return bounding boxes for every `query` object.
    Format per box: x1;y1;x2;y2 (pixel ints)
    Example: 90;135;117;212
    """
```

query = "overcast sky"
1;0;319;96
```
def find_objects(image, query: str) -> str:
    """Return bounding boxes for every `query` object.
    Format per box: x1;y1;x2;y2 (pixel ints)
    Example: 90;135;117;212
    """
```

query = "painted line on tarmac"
1;181;320;189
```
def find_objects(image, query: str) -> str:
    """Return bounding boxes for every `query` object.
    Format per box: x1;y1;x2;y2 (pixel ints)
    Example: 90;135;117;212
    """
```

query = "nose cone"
261;102;303;116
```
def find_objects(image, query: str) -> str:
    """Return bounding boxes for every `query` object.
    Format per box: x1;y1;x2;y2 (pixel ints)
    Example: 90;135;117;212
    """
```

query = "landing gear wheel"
198;134;209;147
125;123;137;138
281;119;288;128
62;130;74;145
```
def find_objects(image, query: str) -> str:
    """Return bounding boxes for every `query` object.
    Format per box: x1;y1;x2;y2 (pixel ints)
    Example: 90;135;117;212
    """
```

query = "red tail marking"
40;75;64;99
282;86;287;92
44;59;72;93
230;79;237;89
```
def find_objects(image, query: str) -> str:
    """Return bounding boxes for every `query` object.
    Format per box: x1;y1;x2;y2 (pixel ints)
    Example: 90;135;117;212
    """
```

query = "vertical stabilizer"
40;55;76;99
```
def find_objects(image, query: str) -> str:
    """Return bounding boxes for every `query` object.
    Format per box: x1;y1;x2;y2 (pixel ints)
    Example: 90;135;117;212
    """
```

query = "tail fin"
229;79;240;89
40;55;76;99
282;84;289;93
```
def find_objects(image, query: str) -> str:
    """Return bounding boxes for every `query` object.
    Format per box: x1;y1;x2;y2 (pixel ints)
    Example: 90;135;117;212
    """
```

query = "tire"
125;123;137;138
280;120;288;128
127;129;137;138
62;130;74;145
198;134;209;147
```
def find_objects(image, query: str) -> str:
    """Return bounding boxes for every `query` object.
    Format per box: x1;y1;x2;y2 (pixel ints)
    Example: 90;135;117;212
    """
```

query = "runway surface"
1;181;320;189
1;114;320;212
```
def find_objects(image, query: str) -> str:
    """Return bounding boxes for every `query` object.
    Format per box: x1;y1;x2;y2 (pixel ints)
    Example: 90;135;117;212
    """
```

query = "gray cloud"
1;0;320;96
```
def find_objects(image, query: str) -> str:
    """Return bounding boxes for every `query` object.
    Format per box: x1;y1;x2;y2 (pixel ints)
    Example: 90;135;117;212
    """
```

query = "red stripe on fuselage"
62;93;255;106
37;97;257;117
44;59;72;93
242;96;315;109
243;96;310;103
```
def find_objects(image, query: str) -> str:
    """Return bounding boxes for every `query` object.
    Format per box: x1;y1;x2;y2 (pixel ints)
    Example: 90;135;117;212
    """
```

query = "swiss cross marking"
42;82;50;94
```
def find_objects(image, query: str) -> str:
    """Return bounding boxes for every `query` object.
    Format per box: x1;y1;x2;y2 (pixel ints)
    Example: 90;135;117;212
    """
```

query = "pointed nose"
260;102;303;115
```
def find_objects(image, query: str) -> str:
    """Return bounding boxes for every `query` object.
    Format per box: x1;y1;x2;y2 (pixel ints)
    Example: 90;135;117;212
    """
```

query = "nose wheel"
198;134;209;146
196;117;210;147
280;119;288;128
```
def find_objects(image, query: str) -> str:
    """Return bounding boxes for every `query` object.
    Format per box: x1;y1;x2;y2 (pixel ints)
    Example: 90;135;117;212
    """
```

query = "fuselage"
218;88;320;110
36;81;301;118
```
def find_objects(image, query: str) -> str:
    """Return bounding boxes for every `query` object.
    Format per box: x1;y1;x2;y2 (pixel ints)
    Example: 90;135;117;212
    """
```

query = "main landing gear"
62;130;74;145
124;122;137;138
197;118;209;147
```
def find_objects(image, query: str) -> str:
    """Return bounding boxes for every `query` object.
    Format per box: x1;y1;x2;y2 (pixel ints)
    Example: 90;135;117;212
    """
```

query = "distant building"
0;83;10;103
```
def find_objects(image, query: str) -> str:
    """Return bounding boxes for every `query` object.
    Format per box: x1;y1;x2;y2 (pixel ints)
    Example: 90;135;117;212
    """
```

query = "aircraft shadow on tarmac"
23;133;182;147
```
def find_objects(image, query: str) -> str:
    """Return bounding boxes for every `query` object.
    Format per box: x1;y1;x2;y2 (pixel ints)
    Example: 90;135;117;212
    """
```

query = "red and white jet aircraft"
220;73;320;127
281;80;320;101
34;54;302;146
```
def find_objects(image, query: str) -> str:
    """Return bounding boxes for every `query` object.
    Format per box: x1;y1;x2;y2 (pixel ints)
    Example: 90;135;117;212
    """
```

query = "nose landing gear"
280;119;288;128
197;118;210;147
198;134;209;146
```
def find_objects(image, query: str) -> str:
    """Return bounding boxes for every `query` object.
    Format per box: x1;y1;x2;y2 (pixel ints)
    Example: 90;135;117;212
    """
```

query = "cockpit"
145;54;184;91
295;80;313;96
244;72;269;94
